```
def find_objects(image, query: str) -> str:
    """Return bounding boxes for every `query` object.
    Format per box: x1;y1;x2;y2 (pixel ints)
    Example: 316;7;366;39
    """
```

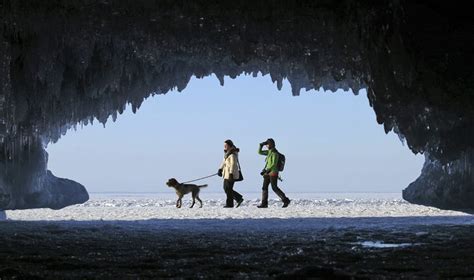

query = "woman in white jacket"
218;139;244;208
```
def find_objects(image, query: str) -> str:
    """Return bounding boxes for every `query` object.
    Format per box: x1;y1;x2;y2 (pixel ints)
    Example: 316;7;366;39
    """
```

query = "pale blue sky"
46;73;424;194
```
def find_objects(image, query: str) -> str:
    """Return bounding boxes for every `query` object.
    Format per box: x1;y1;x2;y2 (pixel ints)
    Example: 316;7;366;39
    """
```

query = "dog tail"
199;184;208;188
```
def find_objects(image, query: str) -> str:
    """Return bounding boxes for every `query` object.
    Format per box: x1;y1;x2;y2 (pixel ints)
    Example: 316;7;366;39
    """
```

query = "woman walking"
218;139;244;208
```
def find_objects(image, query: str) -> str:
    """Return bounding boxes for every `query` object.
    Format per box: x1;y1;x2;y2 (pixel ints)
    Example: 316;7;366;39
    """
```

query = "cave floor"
0;221;473;279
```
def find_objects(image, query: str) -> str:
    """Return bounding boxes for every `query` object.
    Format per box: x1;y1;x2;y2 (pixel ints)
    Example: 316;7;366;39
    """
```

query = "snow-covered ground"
6;193;473;226
3;192;474;279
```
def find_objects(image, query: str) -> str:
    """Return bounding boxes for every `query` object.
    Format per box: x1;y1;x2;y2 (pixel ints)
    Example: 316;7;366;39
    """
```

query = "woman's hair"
224;139;234;147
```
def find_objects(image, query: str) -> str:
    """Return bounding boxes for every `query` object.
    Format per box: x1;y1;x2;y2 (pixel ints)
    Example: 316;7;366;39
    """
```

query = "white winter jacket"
220;149;240;180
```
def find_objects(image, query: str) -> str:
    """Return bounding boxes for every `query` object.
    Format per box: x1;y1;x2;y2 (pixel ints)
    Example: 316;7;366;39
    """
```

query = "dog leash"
181;173;218;184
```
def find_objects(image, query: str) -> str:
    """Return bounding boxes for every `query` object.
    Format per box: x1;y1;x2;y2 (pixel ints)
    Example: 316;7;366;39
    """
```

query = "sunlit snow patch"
353;241;419;249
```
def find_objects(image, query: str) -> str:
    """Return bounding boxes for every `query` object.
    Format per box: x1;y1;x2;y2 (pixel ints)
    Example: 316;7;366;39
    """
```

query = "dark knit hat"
224;139;234;147
266;138;275;146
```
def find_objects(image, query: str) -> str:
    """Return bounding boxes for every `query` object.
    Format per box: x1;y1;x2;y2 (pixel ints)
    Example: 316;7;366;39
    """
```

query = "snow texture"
6;193;473;230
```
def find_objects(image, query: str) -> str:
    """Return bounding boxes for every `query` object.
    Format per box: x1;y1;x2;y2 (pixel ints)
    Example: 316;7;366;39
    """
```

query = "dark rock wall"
0;0;472;210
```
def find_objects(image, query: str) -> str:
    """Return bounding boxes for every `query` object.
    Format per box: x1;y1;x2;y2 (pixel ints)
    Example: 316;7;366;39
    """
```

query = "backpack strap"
236;154;242;171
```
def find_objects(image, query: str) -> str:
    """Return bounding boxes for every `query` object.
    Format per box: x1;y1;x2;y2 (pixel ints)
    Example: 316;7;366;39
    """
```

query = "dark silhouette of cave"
0;0;472;211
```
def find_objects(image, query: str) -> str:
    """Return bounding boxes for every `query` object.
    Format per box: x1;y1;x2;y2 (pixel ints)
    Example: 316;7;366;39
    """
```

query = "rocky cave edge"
0;0;472;212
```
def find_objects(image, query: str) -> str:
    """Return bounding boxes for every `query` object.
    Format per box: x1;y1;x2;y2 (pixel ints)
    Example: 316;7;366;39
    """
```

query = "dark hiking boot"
257;204;268;208
236;198;244;208
224;205;233;208
282;198;290;208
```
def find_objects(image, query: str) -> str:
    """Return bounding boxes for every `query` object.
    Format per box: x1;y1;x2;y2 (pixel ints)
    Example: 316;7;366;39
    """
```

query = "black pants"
261;174;288;205
223;179;243;207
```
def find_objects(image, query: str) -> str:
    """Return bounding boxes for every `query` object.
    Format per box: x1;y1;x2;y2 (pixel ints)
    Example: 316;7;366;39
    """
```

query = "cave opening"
45;73;423;195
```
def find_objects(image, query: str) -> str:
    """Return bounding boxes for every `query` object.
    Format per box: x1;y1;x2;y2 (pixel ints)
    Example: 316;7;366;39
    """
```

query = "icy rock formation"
403;151;474;213
0;0;473;211
0;140;88;210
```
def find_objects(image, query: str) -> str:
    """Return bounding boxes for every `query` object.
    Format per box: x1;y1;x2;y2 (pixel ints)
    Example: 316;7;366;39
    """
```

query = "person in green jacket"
257;138;290;208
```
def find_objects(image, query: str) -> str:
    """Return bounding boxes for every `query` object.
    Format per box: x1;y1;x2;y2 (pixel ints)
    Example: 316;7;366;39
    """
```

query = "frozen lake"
6;192;471;226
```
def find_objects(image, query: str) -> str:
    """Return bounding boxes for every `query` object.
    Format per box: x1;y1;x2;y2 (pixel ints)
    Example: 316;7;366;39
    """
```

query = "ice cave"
0;0;472;211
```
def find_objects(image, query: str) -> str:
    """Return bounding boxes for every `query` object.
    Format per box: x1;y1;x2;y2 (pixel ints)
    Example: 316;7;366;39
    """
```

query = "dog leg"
190;197;195;208
196;196;203;208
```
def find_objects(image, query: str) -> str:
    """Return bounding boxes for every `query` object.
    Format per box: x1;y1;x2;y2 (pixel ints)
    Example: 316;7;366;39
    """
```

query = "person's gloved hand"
259;142;267;147
217;169;223;177
260;169;267;176
229;174;234;182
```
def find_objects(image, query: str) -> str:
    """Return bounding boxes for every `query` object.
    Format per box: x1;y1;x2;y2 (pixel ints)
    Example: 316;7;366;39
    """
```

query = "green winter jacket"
258;145;279;173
